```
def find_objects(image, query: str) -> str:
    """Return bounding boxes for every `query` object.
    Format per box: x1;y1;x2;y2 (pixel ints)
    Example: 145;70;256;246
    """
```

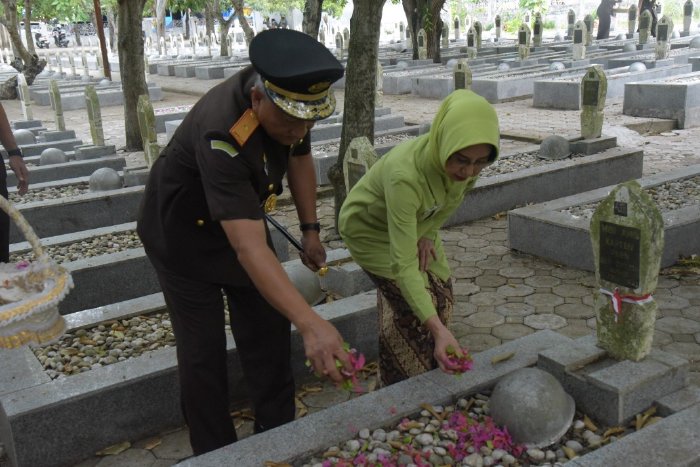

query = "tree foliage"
0;0;46;89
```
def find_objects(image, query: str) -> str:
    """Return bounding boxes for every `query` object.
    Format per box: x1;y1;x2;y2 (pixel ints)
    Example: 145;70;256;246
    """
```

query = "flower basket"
0;195;73;349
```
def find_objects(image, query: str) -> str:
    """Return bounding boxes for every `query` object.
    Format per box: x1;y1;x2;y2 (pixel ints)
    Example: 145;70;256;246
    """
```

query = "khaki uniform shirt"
137;66;311;285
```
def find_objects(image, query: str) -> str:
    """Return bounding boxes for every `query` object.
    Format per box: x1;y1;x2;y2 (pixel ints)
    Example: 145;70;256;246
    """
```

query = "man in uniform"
137;29;351;456
0;103;29;261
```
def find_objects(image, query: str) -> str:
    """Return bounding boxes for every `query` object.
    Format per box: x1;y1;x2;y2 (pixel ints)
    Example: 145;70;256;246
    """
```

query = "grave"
469;64;595;103
7;157;126;186
623;71;700;128
0;248;378;467
171;331;698;466
533;63;692;110
31;82;164;110
589;181;663;361
445;145;642;226
507;164;700;271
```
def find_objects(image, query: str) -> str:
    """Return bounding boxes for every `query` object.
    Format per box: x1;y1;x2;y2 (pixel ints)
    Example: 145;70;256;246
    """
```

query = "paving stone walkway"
0;69;698;467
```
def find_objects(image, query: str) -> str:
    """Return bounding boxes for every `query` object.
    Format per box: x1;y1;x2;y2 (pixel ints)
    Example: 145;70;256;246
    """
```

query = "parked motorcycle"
34;32;49;49
52;28;69;48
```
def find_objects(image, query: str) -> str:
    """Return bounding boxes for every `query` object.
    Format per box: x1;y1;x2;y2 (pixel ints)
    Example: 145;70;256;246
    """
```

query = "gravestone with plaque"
573;21;586;60
85;85;105;147
343;137;378;195
16;74;33;121
495;15;501;41
375;60;383;107
466;27;477;59
442;23;449;48
453;16;460;41
137;94;160;168
67;54;77;79
583;14;594;46
399;21;405;41
627;5;637;38
75;85;117;159
48;80;66;132
417;28;427;60
567;9;576;39
655;16;673;60
335;32;344;60
518;24;531;60
318;28;325;45
473;20;483;49
580;65;606;139
533;13;543;47
343;27;350;47
590;181;664;361
682;0;693;36
453;59;471;90
638;9;652;45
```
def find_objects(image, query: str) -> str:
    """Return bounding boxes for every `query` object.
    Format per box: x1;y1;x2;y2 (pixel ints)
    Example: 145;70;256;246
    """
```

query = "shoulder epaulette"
229;108;259;146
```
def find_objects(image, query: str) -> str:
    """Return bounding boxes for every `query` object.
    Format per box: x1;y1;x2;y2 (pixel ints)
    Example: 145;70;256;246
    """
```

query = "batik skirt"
364;270;454;387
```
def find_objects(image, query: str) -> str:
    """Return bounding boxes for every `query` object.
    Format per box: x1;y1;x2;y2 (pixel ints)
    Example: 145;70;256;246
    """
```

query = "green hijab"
414;89;500;207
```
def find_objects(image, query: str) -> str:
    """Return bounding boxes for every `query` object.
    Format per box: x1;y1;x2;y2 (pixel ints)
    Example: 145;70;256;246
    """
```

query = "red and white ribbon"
599;287;654;323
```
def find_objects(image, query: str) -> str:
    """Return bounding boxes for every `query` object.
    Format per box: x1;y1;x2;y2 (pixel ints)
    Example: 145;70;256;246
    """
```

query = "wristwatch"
300;222;321;232
7;148;22;158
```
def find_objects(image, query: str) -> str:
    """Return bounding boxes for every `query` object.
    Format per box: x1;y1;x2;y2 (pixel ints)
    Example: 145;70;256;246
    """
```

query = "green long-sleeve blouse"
338;90;500;323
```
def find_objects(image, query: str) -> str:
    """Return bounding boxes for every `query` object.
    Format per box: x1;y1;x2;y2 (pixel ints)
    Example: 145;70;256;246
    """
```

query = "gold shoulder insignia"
210;140;239;158
229;109;259;146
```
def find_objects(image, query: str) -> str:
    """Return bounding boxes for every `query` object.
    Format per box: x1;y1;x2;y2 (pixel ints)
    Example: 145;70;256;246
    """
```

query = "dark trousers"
155;269;296;456
0;166;9;263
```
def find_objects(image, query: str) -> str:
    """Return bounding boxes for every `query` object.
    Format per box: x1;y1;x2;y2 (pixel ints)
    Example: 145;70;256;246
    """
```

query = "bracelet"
300;222;321;232
7;148;22;158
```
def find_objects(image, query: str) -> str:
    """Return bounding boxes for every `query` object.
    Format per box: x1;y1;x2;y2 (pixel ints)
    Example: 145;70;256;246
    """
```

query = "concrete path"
1;69;698;467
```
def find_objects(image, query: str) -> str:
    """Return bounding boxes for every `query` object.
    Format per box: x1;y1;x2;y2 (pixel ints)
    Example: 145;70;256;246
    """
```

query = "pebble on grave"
590;180;664;361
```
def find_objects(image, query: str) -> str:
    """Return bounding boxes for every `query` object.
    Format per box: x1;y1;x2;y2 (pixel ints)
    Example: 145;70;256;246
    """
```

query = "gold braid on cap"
264;80;329;101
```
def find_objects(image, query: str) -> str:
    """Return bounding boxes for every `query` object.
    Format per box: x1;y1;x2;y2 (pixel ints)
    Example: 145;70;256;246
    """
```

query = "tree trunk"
204;3;215;38
218;15;235;56
402;0;418;59
118;0;148;150
302;0;323;37
106;9;118;53
232;0;255;45
402;0;445;61
328;0;386;232
73;20;83;46
184;10;190;39
429;2;444;64
156;0;167;45
23;0;34;54
0;0;45;86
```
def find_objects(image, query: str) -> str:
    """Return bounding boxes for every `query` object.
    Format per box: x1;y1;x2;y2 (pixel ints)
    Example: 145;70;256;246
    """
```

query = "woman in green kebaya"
339;89;500;386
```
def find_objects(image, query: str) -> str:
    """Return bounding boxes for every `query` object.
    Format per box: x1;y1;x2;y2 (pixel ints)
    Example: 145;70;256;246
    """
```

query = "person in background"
0;103;29;262
596;0;615;39
339;90;500;386
638;0;658;36
137;29;350;456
